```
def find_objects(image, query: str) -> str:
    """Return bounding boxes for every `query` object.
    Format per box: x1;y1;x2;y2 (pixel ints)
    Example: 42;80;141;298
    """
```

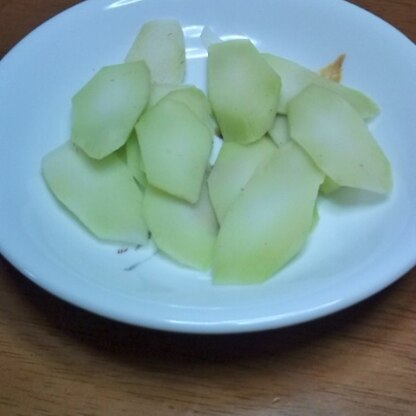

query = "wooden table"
1;1;415;414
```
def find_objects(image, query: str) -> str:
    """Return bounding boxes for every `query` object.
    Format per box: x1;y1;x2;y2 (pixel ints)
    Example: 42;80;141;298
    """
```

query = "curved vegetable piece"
213;142;324;285
148;83;186;108
164;86;216;133
125;20;185;84
136;97;213;203
263;53;379;119
208;39;281;144
42;142;148;245
287;85;392;194
144;182;218;270
207;137;276;223
71;61;150;159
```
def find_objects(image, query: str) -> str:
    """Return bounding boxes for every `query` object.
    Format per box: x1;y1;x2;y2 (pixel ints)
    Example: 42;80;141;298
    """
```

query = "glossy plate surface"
0;0;415;333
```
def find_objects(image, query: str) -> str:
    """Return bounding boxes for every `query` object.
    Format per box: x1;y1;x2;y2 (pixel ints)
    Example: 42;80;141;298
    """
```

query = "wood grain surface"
1;1;415;415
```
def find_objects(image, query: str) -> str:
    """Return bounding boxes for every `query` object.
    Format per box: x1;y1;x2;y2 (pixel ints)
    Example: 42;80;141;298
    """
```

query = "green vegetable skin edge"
42;142;148;245
208;39;281;144
213;141;324;284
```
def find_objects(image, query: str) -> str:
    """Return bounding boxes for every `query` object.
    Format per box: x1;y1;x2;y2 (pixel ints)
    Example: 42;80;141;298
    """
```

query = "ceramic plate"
1;0;415;333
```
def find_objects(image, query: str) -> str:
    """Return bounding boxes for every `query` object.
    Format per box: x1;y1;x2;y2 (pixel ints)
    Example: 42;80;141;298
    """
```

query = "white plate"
0;0;415;334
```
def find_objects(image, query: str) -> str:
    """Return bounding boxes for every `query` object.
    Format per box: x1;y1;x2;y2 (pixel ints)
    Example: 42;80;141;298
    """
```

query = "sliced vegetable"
207;137;277;223
287;84;392;194
213;142;324;284
42;141;148;245
268;115;291;147
136;97;213;203
148;83;185;107
71;61;150;159
125;20;185;84
263;53;379;119
208;39;281;144
125;131;147;188
144;182;218;270
165;86;216;133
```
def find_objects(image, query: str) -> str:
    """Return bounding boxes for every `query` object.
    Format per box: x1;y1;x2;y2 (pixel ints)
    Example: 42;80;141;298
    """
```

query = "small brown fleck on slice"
319;54;346;83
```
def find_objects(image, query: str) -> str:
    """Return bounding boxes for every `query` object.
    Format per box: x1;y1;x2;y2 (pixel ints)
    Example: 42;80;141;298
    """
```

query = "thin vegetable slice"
125;20;185;84
287;84;392;194
207;137;277;223
136;97;213;203
164;86;216;133
125;131;147;188
268;115;291;147
263;53;379;119
144;182;218;270
208;39;281;144
213;142;324;285
42;142;148;245
71;61;150;159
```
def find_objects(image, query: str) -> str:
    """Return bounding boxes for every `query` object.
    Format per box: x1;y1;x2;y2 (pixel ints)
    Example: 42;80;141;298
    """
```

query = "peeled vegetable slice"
71;61;150;159
144;183;218;270
268;115;291;147
287;85;392;194
208;39;281;144
125;20;185;84
213;142;324;284
263;53;379;119
136;97;213;203
125;131;147;188
208;137;276;223
42;142;148;245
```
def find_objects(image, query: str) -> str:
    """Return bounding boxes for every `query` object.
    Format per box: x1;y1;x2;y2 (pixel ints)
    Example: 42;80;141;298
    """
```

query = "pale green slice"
149;85;215;131
136;97;213;203
71;61;150;159
144;182;218;270
148;83;186;108
125;131;147;188
268;115;291;147
125;20;185;84
213;142;324;284
263;53;379;119
42;141;148;245
208;39;281;144
207;137;277;223
287;85;392;194
164;86;216;133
